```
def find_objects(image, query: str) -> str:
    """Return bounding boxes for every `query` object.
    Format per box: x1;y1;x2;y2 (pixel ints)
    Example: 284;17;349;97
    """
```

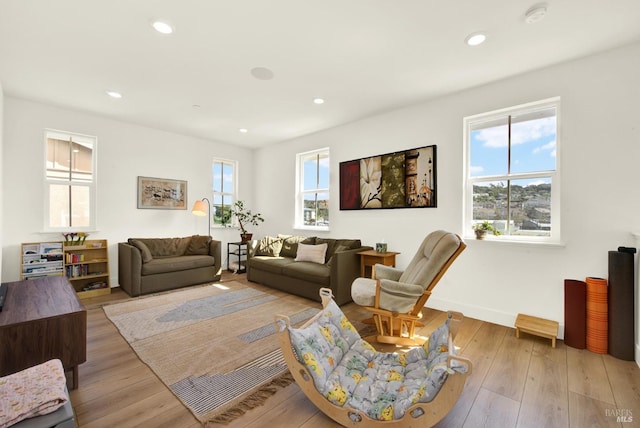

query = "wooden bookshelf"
64;239;110;299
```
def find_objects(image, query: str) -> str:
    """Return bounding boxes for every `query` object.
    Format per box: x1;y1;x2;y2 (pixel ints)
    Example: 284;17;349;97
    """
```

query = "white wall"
0;82;4;281
254;42;640;343
1;98;255;284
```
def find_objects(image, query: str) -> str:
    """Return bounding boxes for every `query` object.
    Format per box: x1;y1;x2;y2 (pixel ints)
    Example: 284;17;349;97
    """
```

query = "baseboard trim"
425;296;566;339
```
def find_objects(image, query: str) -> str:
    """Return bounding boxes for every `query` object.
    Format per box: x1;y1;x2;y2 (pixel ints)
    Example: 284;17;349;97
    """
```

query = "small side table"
357;249;400;278
227;242;248;273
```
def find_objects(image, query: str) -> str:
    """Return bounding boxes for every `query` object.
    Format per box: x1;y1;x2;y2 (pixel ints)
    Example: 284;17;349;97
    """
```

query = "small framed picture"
137;176;187;209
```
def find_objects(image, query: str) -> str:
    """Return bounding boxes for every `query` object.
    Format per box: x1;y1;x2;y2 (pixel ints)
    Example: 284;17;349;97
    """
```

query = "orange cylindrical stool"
585;277;608;354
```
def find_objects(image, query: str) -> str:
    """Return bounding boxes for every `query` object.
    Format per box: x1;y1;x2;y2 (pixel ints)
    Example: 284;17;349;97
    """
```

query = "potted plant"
472;221;500;240
229;200;264;243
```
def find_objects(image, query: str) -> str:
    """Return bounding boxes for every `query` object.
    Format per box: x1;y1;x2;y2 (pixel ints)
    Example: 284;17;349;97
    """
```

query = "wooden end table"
357;249;400;278
0;276;87;389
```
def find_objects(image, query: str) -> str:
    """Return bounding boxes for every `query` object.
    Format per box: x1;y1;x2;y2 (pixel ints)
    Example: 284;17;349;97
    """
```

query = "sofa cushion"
128;239;153;263
141;255;215;275
279;235;314;258
255;236;283;257
185;235;211;255
247;256;296;275
133;237;191;257
316;238;362;263
282;262;330;286
295;243;328;264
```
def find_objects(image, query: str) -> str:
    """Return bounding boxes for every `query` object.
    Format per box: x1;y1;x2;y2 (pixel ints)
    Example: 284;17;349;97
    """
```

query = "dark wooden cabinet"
0;276;86;389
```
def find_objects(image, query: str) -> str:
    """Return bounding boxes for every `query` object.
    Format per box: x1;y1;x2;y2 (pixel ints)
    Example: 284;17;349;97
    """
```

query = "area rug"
103;282;320;425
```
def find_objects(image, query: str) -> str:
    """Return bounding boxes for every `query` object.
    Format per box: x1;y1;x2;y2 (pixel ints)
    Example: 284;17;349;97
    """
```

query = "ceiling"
1;1;640;148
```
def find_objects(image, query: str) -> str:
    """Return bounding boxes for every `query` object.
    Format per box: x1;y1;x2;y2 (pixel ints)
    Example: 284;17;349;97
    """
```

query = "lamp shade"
192;200;208;216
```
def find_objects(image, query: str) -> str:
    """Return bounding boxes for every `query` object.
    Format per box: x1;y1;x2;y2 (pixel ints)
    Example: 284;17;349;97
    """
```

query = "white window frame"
44;129;97;232
463;97;561;244
295;147;330;231
211;158;238;228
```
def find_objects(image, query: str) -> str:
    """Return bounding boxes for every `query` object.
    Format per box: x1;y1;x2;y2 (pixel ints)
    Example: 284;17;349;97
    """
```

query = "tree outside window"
211;159;237;226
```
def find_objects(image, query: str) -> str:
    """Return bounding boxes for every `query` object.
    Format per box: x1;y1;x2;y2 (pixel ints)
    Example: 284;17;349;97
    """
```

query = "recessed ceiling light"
106;90;122;99
465;32;486;46
525;4;548;24
238;128;248;133
152;21;173;34
313;98;325;105
250;67;274;80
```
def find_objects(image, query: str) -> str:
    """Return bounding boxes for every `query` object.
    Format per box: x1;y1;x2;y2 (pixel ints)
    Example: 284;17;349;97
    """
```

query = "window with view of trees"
296;148;329;229
211;159;237;226
45;130;96;230
464;98;560;241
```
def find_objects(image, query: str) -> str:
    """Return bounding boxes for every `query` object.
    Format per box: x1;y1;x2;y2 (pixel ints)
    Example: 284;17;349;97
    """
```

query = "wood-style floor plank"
463;387;520;428
434;322;508;428
482;330;533;402
568;391;622;428
67;272;640;427
602;353;640;414
516;341;569;428
567;347;616;404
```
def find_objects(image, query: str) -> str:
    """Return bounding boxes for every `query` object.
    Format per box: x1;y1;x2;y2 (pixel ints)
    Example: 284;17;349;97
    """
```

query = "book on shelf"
65;253;85;263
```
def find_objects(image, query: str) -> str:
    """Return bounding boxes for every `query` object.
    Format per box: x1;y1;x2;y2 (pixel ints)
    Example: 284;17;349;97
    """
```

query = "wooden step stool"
515;313;559;348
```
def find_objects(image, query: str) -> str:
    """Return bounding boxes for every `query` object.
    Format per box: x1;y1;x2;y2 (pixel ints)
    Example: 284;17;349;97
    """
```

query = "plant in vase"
472;221;500;240
228;200;264;243
62;232;89;246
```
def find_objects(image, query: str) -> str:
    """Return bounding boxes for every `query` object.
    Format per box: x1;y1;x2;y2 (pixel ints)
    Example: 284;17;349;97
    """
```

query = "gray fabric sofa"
247;235;371;305
118;235;221;297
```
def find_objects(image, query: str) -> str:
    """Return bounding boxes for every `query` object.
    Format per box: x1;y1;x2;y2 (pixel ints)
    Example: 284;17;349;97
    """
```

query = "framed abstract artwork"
137;176;187;209
339;145;437;210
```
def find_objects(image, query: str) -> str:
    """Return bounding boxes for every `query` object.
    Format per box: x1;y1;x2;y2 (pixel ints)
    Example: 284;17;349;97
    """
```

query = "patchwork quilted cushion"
289;301;465;421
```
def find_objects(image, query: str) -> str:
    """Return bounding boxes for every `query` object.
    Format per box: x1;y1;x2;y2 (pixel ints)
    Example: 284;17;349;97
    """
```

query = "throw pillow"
295;243;328;264
128;239;153;263
185;235;211;255
255;235;283;257
279;235;313;258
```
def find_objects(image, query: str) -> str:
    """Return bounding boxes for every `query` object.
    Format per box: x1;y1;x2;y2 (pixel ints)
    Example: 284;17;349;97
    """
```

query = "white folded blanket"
0;359;68;428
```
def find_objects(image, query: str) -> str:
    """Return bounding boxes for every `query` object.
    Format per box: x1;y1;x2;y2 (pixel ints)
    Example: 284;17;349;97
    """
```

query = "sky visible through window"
470;115;556;184
303;155;330;190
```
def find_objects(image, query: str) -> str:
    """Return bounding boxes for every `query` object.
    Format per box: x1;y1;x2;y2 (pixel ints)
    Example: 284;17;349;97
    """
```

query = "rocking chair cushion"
289;299;466;421
351;277;423;313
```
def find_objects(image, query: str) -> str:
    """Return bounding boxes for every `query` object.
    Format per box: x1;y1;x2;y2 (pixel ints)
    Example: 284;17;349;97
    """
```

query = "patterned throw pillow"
255;236;283;256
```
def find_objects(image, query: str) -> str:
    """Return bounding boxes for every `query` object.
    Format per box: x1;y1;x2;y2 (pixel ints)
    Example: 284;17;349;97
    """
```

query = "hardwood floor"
70;272;640;427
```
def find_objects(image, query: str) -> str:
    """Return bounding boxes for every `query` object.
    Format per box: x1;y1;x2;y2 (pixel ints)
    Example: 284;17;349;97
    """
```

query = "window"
211;158;237;226
463;97;560;242
296;148;330;229
45;129;97;231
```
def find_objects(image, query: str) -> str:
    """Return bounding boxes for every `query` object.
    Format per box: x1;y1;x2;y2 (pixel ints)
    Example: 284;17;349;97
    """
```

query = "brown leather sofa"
118;235;221;297
247;235;371;305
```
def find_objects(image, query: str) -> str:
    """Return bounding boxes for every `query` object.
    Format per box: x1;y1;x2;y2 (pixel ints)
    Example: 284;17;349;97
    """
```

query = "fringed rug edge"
203;370;296;426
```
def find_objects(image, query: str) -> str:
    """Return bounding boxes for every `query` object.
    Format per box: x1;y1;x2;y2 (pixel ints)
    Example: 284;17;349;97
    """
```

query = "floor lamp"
192;197;211;236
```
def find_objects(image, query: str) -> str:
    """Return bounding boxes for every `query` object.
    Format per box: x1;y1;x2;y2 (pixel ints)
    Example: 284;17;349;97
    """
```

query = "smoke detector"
525;4;548;24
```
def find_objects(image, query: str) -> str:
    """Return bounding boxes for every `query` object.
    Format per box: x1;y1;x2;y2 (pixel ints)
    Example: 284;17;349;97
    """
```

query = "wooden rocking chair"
351;230;466;346
275;288;472;427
